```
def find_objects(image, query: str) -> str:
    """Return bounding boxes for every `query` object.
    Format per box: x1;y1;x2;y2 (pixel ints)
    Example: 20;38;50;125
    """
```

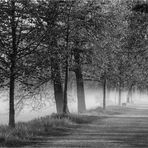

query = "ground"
24;105;148;148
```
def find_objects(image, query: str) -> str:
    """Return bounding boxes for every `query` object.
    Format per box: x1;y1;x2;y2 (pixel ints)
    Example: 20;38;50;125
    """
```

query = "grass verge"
0;113;94;147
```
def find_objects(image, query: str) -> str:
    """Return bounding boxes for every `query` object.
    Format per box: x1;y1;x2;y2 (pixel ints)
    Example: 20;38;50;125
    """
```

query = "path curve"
25;107;148;148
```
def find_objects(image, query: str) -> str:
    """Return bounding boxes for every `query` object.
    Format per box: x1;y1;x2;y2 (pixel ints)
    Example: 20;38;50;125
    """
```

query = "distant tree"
81;0;128;108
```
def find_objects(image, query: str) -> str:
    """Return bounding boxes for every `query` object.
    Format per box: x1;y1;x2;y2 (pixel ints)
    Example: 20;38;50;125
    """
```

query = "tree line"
0;0;148;128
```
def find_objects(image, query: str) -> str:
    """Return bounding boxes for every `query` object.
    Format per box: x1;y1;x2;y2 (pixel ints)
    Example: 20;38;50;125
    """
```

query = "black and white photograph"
0;0;148;147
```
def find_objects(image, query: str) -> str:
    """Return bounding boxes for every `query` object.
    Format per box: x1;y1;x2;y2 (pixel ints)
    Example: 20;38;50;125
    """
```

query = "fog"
1;86;148;125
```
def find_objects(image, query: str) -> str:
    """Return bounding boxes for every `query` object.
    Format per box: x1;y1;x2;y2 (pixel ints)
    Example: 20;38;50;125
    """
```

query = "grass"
0;106;135;147
0;113;95;147
51;113;97;124
87;105;132;116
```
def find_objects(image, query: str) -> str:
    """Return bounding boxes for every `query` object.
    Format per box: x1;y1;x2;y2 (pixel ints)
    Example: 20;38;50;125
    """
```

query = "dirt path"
25;107;148;148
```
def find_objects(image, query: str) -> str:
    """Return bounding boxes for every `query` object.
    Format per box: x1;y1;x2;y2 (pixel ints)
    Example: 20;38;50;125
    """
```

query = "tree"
55;0;88;113
0;0;43;127
81;0;128;108
21;0;68;114
124;0;148;93
22;0;86;114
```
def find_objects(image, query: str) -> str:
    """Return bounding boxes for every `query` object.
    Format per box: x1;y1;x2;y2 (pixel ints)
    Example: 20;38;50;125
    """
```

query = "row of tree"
0;0;148;128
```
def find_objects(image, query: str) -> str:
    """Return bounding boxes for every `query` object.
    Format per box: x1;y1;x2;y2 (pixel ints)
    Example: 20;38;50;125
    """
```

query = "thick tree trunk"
74;48;86;113
103;77;107;109
51;57;64;114
75;68;86;113
53;80;64;114
52;61;70;114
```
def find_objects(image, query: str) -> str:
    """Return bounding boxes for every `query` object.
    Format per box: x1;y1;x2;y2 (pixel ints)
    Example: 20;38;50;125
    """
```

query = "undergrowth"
0;113;92;147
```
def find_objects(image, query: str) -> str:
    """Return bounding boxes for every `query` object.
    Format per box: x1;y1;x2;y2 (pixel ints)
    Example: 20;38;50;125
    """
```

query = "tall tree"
73;46;86;113
0;0;43;127
24;0;68;114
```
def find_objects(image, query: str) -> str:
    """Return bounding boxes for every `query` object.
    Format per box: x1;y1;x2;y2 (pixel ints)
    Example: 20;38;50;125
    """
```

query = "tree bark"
75;68;86;113
63;58;68;114
53;78;64;114
63;10;70;114
74;48;86;113
51;56;64;114
9;0;16;128
9;70;15;128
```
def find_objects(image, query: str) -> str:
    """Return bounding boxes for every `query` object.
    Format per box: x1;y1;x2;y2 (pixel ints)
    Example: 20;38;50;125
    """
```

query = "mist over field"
1;84;148;125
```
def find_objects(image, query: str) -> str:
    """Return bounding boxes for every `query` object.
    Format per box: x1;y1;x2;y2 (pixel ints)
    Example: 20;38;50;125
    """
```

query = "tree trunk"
103;76;107;109
52;59;70;114
63;5;71;114
63;58;68;114
75;68;86;113
118;83;122;106
9;0;16;128
9;68;15;128
53;80;64;114
115;87;117;105
51;56;64;114
127;85;133;103
74;48;86;113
